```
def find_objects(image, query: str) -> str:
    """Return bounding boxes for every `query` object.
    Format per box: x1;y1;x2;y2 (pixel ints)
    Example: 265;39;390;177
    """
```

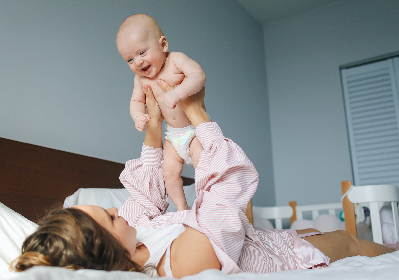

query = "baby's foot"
163;92;181;109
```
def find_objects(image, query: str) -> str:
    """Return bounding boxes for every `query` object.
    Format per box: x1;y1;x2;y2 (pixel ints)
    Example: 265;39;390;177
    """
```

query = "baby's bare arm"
172;52;206;95
163;52;206;109
157;80;209;128
131;76;151;131
130;76;146;120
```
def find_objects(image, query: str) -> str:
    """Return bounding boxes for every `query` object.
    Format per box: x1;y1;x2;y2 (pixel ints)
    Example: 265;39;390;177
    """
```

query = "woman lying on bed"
11;81;396;278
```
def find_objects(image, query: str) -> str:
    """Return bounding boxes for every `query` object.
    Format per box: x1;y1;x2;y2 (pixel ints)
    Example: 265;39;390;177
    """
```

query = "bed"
2;136;399;280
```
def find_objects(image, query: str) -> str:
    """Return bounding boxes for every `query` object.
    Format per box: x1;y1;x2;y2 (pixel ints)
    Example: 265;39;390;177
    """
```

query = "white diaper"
165;124;196;165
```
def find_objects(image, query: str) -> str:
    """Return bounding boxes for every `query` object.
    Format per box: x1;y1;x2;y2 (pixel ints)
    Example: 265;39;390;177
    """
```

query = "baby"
116;14;206;211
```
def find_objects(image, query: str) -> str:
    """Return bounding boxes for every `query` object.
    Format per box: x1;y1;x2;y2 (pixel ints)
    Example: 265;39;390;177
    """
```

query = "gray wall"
264;0;399;205
0;1;275;206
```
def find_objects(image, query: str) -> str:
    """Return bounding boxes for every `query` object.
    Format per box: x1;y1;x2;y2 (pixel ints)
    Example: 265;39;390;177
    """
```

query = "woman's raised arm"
118;85;169;226
143;85;164;148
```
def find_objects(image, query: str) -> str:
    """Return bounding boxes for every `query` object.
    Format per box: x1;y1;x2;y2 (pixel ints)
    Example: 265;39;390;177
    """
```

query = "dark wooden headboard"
0;137;194;223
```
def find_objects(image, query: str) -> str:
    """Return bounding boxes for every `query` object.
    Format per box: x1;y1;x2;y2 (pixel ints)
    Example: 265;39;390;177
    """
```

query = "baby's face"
117;28;167;79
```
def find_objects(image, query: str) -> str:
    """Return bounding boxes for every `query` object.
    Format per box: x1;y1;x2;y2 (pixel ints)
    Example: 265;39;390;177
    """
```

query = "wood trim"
246;199;253;224
0;137;193;223
289;200;297;225
341;180;357;237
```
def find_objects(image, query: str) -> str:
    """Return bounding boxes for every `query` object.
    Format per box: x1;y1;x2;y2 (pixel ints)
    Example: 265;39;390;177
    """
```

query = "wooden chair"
341;180;399;244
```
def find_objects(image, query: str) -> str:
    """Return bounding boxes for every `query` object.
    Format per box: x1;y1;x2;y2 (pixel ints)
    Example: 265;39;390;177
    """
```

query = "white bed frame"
250;200;343;229
247;181;399;244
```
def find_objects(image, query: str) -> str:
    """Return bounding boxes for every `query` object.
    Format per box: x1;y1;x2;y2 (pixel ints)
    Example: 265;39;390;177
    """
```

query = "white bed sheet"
2;251;399;280
0;202;38;274
3;190;399;280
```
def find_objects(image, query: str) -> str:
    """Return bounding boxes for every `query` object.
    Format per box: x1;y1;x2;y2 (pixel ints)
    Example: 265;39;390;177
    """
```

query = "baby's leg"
301;230;395;263
189;136;203;169
163;140;190;211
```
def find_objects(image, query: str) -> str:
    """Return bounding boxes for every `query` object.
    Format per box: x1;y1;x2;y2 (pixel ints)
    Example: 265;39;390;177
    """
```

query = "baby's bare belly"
144;79;191;128
161;108;191;128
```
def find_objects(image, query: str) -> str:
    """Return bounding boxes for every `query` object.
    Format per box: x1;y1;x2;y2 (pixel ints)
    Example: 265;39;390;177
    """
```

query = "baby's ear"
159;36;168;52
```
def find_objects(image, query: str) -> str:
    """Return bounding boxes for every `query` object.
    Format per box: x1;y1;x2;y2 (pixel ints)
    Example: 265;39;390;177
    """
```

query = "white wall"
264;0;399;205
0;1;275;206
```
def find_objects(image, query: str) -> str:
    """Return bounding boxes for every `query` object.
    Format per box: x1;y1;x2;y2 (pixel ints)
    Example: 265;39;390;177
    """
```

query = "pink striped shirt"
119;122;329;274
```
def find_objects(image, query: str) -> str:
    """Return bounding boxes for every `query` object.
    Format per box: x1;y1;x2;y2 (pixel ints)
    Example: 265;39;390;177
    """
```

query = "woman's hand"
157;80;209;128
143;85;164;124
143;85;163;148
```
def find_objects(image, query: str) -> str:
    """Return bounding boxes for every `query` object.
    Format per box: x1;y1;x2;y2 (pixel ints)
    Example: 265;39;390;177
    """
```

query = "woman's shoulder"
161;227;221;278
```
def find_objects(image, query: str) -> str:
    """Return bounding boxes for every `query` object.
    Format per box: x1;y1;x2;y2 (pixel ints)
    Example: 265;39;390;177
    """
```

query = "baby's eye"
140;50;146;55
127;59;133;63
110;215;116;221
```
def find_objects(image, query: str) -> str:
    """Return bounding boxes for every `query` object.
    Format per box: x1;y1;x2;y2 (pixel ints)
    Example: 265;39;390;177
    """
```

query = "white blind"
341;58;399;186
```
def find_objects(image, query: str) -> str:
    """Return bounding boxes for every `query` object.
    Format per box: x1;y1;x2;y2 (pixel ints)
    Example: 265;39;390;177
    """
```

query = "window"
341;56;399;186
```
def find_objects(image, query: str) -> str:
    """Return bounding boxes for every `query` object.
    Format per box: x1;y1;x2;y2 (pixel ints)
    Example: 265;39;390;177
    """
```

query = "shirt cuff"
140;144;163;166
195;122;224;149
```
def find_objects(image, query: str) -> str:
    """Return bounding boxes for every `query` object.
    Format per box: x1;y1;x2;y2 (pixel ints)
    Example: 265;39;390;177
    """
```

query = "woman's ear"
159;36;168;53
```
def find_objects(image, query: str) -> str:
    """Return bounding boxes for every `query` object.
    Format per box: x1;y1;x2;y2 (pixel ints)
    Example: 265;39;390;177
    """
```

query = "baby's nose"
135;58;143;66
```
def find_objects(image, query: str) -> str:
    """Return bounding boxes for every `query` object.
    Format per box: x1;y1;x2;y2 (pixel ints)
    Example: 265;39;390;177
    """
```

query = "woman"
12;81;395;278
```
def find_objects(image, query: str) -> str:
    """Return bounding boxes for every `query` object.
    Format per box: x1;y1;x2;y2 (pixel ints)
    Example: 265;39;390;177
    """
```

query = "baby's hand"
134;113;151;132
163;90;181;109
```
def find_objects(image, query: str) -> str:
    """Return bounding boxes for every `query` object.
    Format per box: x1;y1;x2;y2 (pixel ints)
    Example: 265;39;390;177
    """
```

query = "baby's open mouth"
141;65;150;72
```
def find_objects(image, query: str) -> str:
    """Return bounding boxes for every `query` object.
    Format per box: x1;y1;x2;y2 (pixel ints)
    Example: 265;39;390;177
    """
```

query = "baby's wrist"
133;112;143;122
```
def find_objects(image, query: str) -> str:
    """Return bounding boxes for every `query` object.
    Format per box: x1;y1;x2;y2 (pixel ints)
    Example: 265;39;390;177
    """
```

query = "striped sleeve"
183;122;259;274
118;144;169;226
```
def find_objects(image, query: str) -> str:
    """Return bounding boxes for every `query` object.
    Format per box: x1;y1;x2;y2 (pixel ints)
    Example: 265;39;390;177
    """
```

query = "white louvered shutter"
341;58;399;186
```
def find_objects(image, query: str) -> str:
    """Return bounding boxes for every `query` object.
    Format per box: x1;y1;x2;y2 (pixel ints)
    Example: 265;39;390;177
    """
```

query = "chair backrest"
342;180;399;244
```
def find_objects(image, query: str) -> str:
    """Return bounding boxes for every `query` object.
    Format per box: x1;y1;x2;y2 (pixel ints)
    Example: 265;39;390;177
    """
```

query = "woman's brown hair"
10;207;140;272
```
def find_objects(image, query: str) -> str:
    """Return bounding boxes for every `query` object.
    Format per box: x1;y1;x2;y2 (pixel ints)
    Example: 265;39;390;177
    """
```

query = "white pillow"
63;188;130;209
253;212;275;229
63;184;197;213
0;202;38;274
290;214;346;232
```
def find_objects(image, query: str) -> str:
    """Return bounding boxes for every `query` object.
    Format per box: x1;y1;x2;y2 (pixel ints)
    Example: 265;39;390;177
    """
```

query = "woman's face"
73;205;137;259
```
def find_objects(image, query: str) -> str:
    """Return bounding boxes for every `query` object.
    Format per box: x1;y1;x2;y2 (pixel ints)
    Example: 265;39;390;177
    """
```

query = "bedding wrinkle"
118;122;329;275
